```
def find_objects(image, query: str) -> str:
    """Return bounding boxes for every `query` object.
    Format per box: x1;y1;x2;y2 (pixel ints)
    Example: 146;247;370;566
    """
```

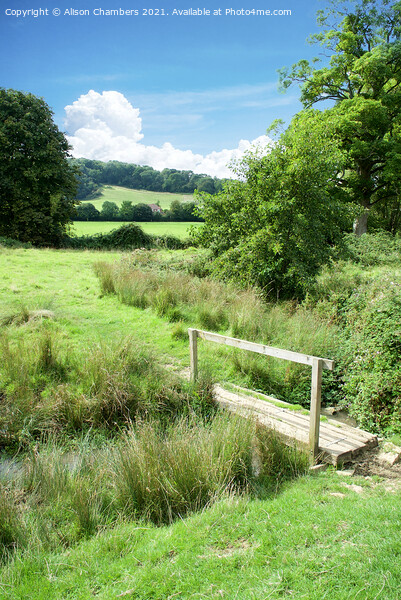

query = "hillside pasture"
86;185;194;210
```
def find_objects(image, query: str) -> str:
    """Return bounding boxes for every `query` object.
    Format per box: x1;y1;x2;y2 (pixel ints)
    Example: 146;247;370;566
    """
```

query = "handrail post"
309;358;323;464
188;328;198;382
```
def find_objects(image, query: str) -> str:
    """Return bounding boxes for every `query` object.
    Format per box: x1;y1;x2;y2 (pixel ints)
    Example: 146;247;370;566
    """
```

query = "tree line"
72;158;226;200
75;199;203;222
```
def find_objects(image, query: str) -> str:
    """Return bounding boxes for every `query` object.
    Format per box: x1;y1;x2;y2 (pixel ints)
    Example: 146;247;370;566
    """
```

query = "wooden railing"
188;328;334;464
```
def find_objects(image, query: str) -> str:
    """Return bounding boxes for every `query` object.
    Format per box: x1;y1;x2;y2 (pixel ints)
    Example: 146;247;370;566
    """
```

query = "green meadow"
0;247;192;360
85;185;194;210
71;220;201;238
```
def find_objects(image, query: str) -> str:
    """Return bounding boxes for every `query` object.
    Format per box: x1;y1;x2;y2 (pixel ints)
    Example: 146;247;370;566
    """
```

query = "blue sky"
1;0;324;175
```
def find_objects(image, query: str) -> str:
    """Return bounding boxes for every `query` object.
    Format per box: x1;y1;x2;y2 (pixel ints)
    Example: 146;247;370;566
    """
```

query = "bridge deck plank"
214;385;378;465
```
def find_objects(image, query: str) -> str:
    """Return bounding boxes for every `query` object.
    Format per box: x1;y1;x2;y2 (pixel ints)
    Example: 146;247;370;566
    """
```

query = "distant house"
148;204;163;214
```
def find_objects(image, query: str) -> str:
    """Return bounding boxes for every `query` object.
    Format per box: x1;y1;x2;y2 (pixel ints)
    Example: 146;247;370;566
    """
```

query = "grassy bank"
94;253;342;410
2;237;401;435
2;471;400;600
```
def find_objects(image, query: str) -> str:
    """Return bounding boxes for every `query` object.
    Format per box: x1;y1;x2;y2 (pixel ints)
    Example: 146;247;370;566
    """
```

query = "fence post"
188;328;198;382
309;358;323;464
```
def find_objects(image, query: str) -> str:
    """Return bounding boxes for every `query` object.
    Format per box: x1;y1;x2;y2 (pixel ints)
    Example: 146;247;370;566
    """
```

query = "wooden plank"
196;330;334;370
216;389;341;450
325;419;376;444
188;328;198;382
228;387;375;444
215;388;344;449
309;358;323;464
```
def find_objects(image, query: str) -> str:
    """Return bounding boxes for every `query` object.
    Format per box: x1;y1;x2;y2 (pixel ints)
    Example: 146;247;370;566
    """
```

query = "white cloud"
65;90;272;178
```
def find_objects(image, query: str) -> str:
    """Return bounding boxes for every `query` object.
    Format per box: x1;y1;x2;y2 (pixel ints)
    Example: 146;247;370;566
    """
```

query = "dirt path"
351;445;401;482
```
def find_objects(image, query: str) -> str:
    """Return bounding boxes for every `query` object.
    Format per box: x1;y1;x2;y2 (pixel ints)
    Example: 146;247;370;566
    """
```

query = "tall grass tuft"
0;327;217;448
0;415;307;563
0;484;26;560
113;414;256;524
0;305;31;327
254;425;308;488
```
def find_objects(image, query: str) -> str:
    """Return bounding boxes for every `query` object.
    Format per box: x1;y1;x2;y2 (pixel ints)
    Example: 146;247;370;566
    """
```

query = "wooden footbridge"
188;329;378;466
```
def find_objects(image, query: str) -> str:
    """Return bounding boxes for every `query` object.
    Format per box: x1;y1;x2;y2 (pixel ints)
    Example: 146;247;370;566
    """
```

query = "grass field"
0;247;191;362
1;245;401;599
85;185;194;210
71;220;201;238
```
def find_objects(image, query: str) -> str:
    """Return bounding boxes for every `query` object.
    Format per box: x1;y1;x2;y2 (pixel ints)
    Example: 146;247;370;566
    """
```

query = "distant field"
71;221;201;239
85;186;194;210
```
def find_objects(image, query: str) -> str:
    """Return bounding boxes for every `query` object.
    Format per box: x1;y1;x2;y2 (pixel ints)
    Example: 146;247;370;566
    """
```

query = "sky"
0;0;324;177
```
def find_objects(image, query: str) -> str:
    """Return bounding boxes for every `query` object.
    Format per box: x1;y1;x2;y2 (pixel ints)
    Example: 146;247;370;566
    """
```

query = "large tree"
193;111;349;298
280;0;401;234
0;89;78;245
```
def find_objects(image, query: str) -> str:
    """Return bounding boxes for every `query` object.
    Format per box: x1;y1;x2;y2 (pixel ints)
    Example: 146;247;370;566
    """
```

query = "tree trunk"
353;210;369;236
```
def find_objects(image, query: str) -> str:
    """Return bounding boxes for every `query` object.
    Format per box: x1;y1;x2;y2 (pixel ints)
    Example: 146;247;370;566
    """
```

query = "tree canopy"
0;89;78;245
280;0;401;234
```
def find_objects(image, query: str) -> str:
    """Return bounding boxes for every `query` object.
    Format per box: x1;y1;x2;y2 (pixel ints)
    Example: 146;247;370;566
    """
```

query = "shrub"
337;232;401;266
154;234;186;249
63;224;153;250
338;276;401;432
0;236;33;249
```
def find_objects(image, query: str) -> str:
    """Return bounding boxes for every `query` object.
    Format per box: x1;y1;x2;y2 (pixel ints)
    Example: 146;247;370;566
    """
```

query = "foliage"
0;88;78;245
118;200;135;221
280;0;401;233
193;110;350;299
307;232;401;432
335;276;401;432
165;199;202;222
0;236;32;249
65;223;187;250
71;220;199;240
336;231;401;265
99;200;119;220
131;202;153;221
64;223;153;250
74;203;100;221
73;166;102;200
77;197;203;223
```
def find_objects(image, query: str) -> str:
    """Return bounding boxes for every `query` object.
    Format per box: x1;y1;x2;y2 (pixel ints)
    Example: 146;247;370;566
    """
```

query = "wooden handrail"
188;328;334;464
